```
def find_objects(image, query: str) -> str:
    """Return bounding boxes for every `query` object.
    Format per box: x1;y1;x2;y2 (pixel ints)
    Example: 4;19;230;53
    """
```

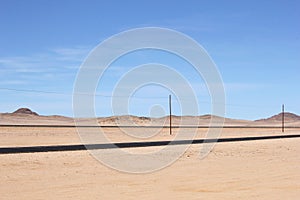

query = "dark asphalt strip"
1;134;300;154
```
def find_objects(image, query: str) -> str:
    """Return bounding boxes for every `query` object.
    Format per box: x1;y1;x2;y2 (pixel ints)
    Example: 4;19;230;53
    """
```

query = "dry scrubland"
1;109;300;199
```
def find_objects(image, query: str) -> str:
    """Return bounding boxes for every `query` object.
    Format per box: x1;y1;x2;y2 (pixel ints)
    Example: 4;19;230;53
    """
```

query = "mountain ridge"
1;108;300;125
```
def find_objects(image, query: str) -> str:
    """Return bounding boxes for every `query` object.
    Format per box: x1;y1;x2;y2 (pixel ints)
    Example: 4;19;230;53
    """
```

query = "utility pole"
169;95;172;135
282;104;285;133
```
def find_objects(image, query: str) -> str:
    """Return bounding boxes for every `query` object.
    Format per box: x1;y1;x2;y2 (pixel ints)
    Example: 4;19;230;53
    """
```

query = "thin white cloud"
0;80;29;85
51;46;92;62
0;46;93;87
224;83;268;92
0;46;92;73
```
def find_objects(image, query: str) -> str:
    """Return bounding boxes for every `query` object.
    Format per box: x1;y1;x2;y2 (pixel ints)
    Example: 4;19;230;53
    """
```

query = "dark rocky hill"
256;112;300;122
12;108;39;116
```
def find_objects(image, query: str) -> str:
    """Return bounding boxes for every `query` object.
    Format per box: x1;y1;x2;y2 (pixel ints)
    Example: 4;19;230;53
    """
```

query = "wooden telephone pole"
169;95;172;135
282;104;285;133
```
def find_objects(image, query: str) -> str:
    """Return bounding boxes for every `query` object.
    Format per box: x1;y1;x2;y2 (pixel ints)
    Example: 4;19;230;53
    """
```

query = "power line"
0;87;67;95
0;87;298;110
0;87;181;99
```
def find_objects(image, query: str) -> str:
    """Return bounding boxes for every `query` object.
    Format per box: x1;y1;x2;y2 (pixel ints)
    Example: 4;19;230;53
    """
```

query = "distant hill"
1;108;300;126
96;114;251;126
12;108;39;116
0;108;73;125
256;112;300;123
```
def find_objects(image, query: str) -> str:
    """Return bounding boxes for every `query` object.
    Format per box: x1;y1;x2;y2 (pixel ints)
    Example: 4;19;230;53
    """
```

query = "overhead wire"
0;86;296;109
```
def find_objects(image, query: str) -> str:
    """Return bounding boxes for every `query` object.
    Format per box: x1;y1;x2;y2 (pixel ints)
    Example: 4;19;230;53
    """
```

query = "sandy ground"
0;126;299;147
0;137;299;199
0;125;300;199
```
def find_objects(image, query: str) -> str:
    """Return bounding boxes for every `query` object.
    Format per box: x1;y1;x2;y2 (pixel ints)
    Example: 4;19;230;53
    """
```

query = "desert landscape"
1;108;300;199
1;1;299;199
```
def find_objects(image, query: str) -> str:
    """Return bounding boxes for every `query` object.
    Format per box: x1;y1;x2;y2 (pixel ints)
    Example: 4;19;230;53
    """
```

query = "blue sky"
0;0;299;120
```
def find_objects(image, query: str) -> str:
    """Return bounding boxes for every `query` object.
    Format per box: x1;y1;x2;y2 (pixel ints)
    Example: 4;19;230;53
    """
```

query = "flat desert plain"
1;112;300;199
